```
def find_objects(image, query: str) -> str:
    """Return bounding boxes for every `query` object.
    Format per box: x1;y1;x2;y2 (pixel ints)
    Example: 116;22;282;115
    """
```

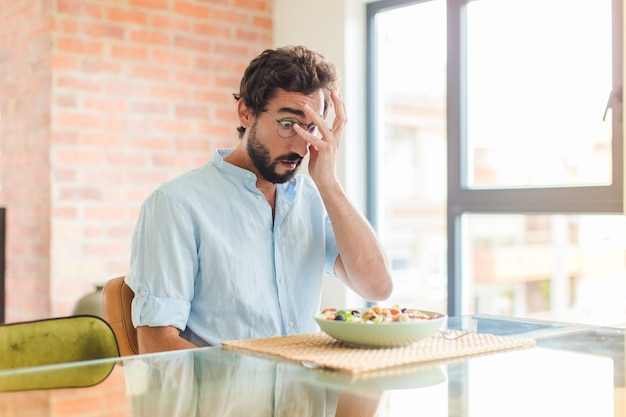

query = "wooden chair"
0;315;119;391
102;275;139;356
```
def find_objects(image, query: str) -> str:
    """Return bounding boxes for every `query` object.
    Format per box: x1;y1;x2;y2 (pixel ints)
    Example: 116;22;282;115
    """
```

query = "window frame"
366;0;624;316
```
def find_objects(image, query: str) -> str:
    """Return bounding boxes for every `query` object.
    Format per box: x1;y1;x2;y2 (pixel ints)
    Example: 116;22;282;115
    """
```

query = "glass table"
0;314;624;417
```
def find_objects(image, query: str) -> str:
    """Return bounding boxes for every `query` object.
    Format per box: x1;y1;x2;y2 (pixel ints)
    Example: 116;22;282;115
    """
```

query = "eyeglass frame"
263;112;317;138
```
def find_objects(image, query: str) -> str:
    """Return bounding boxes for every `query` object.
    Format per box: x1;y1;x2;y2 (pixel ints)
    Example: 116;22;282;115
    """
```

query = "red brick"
215;74;240;89
175;70;211;85
110;43;148;60
174;1;210;19
198;0;229;4
194;89;231;104
215;42;248;57
106;152;152;165
174;34;212;52
106;80;152;96
57;75;102;92
52;206;78;219
153;154;195;168
108;260;132;276
80;132;125;147
54;168;78;181
233;0;269;12
199;122;237;137
105;116;150;132
151;15;190;31
83;169;125;183
59;187;101;200
53;131;80;144
128;172;173;186
84;97;127;112
82;59;124;74
150;85;190;101
55;94;78;107
175;138;213;152
56;37;104;55
131;65;170;80
131;101;169;114
215;107;235;121
176;104;210;118
84;206;127;221
107;225;135;238
54;148;105;166
195;56;246;72
151;49;191;66
82;21;126;39
84;243;130;256
194;22;231;38
253;15;272;30
52;55;79;70
52;16;79;34
55;113;103;129
153;119;191;134
130;137;172;151
84;226;107;239
213;9;249;24
130;0;169;9
130;29;169;45
57;0;103;19
105;7;148;25
237;28;271;44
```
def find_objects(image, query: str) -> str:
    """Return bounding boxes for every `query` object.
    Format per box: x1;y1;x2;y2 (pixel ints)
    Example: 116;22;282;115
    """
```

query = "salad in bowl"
314;305;446;348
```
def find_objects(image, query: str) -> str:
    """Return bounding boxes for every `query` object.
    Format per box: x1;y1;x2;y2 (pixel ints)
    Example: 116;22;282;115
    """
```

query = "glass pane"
374;1;447;313
466;0;613;189
463;214;626;326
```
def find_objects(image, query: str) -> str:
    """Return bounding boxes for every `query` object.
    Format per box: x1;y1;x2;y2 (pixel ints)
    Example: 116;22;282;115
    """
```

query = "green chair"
0;315;119;392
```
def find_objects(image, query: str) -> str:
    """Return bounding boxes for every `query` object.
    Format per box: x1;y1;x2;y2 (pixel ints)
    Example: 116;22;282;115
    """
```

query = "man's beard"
246;121;303;184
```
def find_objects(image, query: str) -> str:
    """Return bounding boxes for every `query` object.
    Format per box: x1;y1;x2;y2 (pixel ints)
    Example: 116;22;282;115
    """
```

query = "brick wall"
0;0;54;321
0;0;273;321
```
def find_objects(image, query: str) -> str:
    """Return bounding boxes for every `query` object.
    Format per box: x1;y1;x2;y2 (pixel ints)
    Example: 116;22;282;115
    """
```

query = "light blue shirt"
126;149;339;346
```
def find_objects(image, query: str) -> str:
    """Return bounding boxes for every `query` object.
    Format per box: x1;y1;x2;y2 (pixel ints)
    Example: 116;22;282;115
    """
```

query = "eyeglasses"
264;112;317;138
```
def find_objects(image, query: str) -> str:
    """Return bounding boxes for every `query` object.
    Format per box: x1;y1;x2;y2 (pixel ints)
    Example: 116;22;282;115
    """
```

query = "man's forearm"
319;182;393;301
137;325;198;354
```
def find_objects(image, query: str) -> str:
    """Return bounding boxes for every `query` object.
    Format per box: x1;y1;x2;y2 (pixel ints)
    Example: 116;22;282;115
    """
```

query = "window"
367;0;624;325
367;0;448;314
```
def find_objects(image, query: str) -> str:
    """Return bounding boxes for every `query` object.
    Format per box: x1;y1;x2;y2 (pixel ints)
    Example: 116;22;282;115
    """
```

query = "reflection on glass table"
0;315;623;417
125;348;388;417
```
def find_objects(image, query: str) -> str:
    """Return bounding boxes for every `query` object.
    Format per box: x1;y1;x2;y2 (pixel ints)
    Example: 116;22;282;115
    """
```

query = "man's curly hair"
233;45;340;138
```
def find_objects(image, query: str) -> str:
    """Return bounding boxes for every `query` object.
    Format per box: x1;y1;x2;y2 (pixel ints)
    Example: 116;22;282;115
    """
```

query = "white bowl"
314;308;447;348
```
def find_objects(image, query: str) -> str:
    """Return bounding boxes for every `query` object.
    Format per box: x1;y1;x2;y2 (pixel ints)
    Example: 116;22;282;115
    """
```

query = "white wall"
273;0;371;308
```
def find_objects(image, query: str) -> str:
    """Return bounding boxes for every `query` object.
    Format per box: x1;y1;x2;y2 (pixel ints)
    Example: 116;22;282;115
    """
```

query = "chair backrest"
0;315;119;391
102;275;139;356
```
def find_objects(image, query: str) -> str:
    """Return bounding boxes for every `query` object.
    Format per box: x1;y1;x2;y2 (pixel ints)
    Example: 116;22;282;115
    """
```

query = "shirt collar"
213;148;299;193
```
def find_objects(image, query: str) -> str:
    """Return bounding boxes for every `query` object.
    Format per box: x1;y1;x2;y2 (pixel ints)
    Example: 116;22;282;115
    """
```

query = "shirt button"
288;321;294;327
140;290;147;297
257;195;263;201
279;277;285;283
246;173;253;178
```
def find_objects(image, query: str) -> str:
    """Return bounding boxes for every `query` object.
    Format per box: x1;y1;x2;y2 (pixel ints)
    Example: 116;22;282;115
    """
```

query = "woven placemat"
222;331;536;374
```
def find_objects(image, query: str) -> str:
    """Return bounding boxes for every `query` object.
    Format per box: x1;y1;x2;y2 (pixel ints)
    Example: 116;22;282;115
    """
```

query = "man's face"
245;89;324;184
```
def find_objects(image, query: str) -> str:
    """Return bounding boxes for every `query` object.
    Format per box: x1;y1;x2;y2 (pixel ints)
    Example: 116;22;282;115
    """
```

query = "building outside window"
367;0;625;325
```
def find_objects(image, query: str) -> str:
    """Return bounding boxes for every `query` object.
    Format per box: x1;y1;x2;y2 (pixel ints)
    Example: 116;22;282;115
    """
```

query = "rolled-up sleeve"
126;189;197;330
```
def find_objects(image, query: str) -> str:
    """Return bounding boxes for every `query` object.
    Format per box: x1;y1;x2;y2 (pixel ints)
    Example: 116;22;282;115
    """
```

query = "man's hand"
295;89;347;189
